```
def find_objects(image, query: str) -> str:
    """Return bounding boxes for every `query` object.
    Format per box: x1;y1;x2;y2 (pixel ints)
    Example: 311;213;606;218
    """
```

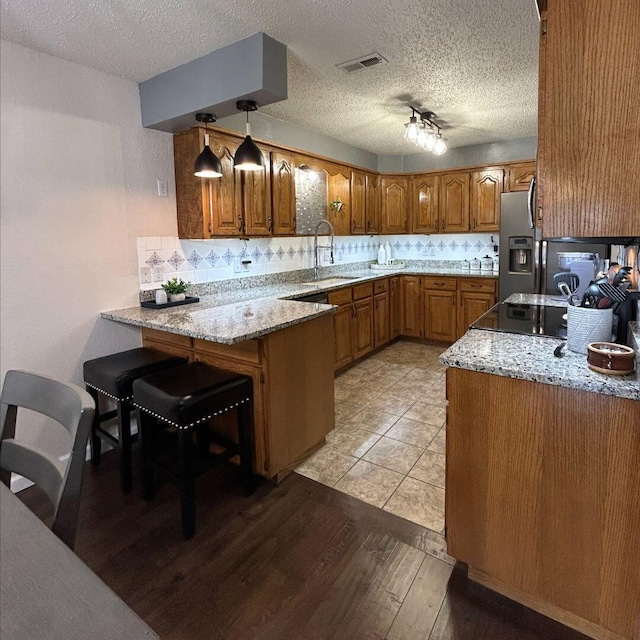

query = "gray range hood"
139;32;287;133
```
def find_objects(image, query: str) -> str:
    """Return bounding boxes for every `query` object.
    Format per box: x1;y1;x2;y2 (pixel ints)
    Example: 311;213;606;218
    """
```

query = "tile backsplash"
137;233;498;290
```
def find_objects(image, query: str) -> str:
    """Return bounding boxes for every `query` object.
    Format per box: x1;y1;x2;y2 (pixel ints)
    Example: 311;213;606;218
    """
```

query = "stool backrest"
0;370;95;549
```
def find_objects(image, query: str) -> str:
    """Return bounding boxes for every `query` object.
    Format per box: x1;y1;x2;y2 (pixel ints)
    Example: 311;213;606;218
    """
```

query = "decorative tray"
370;262;406;271
141;296;200;310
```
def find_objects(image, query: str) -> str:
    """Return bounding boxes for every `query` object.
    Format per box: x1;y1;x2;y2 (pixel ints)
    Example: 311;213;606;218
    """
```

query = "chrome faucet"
313;220;335;281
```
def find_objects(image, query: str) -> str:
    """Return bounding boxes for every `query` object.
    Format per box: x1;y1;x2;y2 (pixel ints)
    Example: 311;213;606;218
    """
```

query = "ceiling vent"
337;53;388;73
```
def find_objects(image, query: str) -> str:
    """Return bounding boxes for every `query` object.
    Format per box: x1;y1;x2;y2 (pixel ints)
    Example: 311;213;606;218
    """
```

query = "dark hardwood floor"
18;452;588;640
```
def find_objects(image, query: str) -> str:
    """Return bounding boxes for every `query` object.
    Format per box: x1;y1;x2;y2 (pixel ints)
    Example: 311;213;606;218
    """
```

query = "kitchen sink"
300;277;358;287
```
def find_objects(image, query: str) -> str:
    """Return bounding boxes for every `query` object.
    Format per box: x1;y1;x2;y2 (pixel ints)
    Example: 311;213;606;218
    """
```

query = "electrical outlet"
152;266;165;282
139;267;152;284
157;180;168;197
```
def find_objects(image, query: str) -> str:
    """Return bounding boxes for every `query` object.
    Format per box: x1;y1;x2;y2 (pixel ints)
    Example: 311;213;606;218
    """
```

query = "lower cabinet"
423;278;458;342
390;277;402;339
333;304;354;370
141;317;335;482
374;292;390;347
401;276;423;337
457;278;497;339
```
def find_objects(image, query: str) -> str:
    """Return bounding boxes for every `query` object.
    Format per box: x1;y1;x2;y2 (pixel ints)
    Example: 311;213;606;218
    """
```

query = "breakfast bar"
440;300;640;640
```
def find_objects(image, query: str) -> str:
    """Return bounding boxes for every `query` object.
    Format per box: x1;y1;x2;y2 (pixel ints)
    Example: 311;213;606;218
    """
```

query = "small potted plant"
162;277;190;302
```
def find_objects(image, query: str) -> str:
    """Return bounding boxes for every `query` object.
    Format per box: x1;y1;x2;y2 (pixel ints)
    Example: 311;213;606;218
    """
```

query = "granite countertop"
440;294;639;400
103;265;497;344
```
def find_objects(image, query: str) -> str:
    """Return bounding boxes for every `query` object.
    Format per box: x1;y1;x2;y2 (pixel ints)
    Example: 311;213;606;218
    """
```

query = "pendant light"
432;131;448;155
402;106;448;156
404;111;419;142
234;100;264;171
194;113;223;178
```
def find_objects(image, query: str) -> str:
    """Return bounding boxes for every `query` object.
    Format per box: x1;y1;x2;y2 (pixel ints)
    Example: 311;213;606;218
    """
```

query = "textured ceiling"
0;0;539;154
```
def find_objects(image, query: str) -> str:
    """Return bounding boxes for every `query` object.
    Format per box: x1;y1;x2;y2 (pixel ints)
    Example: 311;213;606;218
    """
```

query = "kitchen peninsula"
440;298;640;640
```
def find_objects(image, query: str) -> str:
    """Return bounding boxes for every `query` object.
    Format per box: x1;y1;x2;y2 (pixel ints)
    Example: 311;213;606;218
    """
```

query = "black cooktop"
470;303;567;339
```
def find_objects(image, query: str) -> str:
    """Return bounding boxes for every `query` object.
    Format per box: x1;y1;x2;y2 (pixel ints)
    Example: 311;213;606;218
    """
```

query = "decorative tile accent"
167;251;185;270
276;246;285;260
204;249;219;267
264;247;274;262
145;251;164;267
221;248;234;266
187;250;203;269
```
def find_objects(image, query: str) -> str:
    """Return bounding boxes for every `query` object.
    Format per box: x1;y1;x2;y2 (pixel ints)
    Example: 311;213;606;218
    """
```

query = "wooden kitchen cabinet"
141;317;334;482
457;278;497;339
373;279;390;348
350;170;366;234
173;128;242;238
381;176;410;234
470;169;503;232
332;304;354;370
423;277;457;342
390;276;402;339
446;368;640;640
537;0;640;237
327;165;351;236
241;143;272;236
365;172;380;234
401;276;422;337
411;174;440;233
439;172;470;232
353;298;374;360
507;162;536;192
271;151;297;235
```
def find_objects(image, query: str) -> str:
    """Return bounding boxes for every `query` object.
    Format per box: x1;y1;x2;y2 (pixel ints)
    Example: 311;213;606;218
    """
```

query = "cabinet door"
271;151;296;235
374;292;390;348
424;289;457;342
390;277;402;339
353;298;374;360
507;162;536;192
538;2;640;237
457;291;495;339
209;135;243;236
365;172;380;234
242;144;272;236
440;173;470;232
381;176;410;234
350;170;366;234
327;166;351;236
333;304;353;370
412;174;440;233
401;276;422;338
471;169;504;232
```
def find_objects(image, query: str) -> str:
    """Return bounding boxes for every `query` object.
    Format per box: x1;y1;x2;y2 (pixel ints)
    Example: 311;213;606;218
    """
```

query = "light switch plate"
157;180;168;197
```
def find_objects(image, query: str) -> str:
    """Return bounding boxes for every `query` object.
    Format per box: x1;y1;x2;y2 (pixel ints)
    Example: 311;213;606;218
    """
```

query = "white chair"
0;370;95;549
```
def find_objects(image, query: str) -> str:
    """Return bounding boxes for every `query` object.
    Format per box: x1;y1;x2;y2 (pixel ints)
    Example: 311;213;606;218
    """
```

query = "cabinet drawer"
194;338;262;364
328;288;352;306
142;338;194;362
423;277;457;291
373;279;389;294
458;278;497;293
352;283;374;301
142;327;193;348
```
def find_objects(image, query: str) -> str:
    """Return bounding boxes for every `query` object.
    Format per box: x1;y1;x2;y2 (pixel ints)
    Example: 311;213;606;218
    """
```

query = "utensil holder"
567;306;613;354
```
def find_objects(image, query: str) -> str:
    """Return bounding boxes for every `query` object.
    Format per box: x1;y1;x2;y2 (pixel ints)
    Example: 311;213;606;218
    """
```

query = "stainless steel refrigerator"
498;191;609;301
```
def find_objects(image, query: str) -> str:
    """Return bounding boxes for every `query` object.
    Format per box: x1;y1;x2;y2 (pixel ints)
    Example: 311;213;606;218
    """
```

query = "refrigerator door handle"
527;177;536;230
535;238;547;294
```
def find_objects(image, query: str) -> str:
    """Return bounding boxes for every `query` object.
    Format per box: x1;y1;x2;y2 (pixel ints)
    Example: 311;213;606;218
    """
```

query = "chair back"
0;370;95;549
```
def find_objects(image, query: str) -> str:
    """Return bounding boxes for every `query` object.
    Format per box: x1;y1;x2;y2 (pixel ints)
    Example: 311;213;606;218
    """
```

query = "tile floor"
295;339;448;534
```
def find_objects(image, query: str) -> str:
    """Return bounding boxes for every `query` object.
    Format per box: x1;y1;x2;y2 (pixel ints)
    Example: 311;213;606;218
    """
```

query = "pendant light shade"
194;113;222;178
234;100;264;171
401;107;448;156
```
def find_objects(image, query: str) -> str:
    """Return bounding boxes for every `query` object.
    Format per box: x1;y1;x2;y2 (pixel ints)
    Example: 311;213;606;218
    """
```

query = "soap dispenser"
377;243;387;265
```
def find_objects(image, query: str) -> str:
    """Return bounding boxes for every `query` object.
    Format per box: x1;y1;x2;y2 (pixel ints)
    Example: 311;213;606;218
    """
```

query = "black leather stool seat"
132;362;255;539
82;347;187;494
132;362;252;429
84;348;187;401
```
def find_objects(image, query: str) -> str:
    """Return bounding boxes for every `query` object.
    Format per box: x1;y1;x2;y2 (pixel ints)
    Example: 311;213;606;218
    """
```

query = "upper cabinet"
537;1;640;237
173;128;241;238
271;151;297;236
381;176;410;234
242;143;272;236
326;165;351;236
411;174;440;233
470;169;504;232
439;172;470;233
507;162;536;192
350;170;366;234
365;173;380;234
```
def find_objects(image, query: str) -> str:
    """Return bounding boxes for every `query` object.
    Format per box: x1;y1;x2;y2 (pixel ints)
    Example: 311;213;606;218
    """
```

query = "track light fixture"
403;108;447;155
194;113;223;178
234;100;264;171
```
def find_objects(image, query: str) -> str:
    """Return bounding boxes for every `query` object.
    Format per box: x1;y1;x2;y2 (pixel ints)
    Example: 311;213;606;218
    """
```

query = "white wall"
0;40;177;454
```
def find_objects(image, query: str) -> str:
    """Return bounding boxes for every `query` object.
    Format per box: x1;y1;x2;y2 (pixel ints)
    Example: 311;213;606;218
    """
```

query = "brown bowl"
587;342;636;376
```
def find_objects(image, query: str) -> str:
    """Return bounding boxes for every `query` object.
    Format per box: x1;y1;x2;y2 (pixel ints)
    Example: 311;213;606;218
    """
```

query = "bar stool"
132;362;255;539
83;348;187;493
